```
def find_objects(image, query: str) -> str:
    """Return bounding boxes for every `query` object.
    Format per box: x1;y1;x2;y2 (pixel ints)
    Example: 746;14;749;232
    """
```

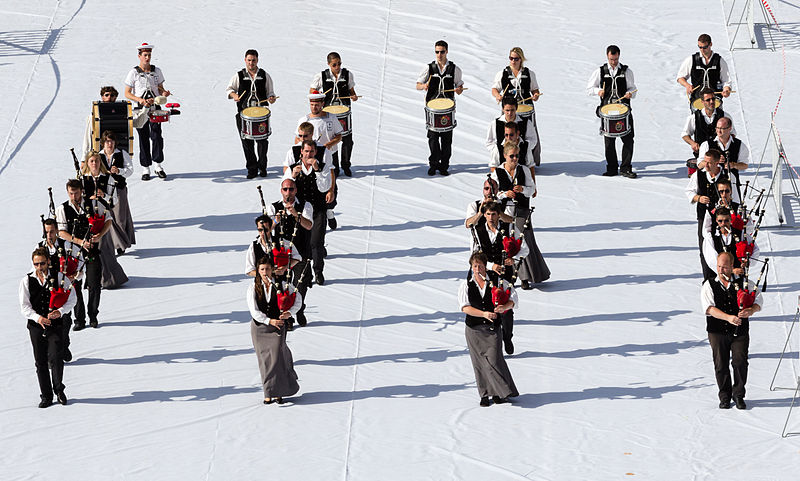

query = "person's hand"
110;166;120;174
505;189;516;199
325;191;334;203
162;90;171;97
690;141;699;153
598;88;605;98
727;315;742;326
738;307;756;318
494;305;508;314
232;93;241;102
279;311;291;320
48;310;61;320
292;164;302;178
143;98;154;107
271;317;284;328
733;267;744;276
483;311;497;320
455;86;464;95
532;92;541;101
698;195;710;205
38;315;51;327
623;91;632;100
492;264;503;275
512;185;523;193
685;84;693;96
268;95;276;104
504;258;514;266
285;203;299;219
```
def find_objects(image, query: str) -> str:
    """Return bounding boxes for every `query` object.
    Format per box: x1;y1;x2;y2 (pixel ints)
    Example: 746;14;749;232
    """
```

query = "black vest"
426;62;456;102
99;150;127;189
288;145;325;169
253;283;281;332
711;229;743;269
693;108;725;146
27;274;53;318
495;166;530;211
272;200;310;259
474;222;514;282
499;66;533;102
706;277;748;334
494;118;528;153
294;165;328;212
464;279;499;328
321;68;351;106
81;174;111;200
690;53;722;97
236;68;269;112
695;171;729;220
599;64;629;106
718;136;743;197
62;200;100;257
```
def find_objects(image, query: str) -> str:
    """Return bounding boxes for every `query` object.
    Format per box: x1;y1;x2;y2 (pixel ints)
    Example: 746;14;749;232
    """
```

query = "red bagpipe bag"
730;212;745;231
491;285;511;307
87;213;106;235
49;286;71;310
276;291;296;311
272;246;291;268
502;236;522;257
737;289;756;309
59;255;79;277
735;240;754;261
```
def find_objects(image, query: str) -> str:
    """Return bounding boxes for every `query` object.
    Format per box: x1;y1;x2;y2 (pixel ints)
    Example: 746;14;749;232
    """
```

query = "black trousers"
84;256;103;323
500;310;514;344
708;331;749;401
291;260;312;320
335;134;354;170
310;209;328;275
136;120;164;168
427;130;453;170
27;319;65;400
235;114;269;174
603;115;634;174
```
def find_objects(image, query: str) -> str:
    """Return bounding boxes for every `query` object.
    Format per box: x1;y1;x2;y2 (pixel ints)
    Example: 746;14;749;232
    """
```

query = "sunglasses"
33;261;47;266
330;62;341;66
509;56;521;61
698;45;710;49
282;187;295;191
507;154;519;159
718;189;731;193
703;98;715;102
435;50;446;54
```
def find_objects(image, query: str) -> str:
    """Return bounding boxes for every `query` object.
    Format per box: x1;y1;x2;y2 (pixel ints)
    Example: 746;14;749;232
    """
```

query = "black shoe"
246;171;257;179
141;173;151;181
263;398;275;405
156;169;167;179
89;320;98;328
601;171;618;177
286;320;294;332
116;248;126;256
276;397;285;404
63;348;73;363
343;167;352;177
38;398;53;408
479;396;491;407
73;322;86;332
427;167;437;176
492;396;510;404
621;171;638;179
534;158;541;167
439;168;450;176
56;391;68;405
328;217;337;230
296;312;307;327
504;339;514;355
719;399;731;409
258;170;267;178
315;272;325;286
334;167;340;177
734;397;746;410
521;280;533;290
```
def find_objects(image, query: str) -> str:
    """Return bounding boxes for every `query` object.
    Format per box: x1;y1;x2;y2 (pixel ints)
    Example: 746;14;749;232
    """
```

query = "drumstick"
258;97;280;104
518;92;543;103
715;90;736;94
441;87;469;93
337;95;363;99
496;85;509;102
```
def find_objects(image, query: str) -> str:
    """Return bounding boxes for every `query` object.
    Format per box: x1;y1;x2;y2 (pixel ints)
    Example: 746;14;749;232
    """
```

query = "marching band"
19;33;771;412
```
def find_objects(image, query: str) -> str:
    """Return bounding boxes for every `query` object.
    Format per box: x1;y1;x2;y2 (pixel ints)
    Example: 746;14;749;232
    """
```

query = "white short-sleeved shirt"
124;66;165;101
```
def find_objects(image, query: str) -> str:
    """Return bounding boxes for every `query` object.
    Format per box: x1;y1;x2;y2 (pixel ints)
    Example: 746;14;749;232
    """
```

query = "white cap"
137;42;154;52
307;90;325;101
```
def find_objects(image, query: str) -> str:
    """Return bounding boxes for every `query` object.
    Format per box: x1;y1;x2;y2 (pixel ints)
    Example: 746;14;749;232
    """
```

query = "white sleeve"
700;280;715;313
301;203;314;224
466;200;479;218
751;281;764;307
719;57;732;87
331;114;343;136
55;204;68;231
625;69;637;98
417;65;430;84
523;118;538;148
491;70;504;90
245;242;256;275
519;170;534;197
701;235;718;271
247;284;268;323
507;284;519;309
315;163;333;192
155;67;165;86
514;230;530;259
310;72;323;90
676;56;693;81
287;289;303;317
225;73;239;97
702;210;713;237
283;149;295;168
119;150;134;178
19;277;38;320
681;114;695;138
123;69;136;88
685;173;700;203
347;70;356;89
697;141;710;162
528;69;540;90
586;67;602;96
60;279;77;314
458;280;471;309
737;140;750;165
485;119;497;151
453;65;464;87
82;114;93;159
263;71;276;98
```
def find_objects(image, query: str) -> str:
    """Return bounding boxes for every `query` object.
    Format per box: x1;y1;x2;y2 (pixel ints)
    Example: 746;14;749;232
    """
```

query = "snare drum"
516;103;534;119
323;104;352;135
425;98;456;132
241;106;271;140
149;109;170;123
690;97;721;112
599;103;631;138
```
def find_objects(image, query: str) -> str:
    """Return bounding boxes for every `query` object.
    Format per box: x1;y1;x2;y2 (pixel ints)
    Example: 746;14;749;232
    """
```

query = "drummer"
309;52;357;177
676;34;732;103
484;97;537;170
586;44;637;178
415;40;464;176
226;49;277;179
681;87;734;176
490;47;542;166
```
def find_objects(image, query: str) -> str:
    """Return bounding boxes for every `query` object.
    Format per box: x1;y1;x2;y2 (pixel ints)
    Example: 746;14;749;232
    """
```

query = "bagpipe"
41;273;72;338
734;207;765;264
475;272;510;331
256;185;295;269
272;261;310;334
58;233;85;278
733;257;769;336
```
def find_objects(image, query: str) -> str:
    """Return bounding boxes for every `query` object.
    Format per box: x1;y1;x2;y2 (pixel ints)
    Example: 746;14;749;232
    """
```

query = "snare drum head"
323;105;350;114
600;103;629;115
516;104;533;113
692;97;721;110
242;106;270;118
427;98;455;110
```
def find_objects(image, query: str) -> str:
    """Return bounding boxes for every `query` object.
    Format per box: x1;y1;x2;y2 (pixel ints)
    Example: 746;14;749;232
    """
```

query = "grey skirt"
465;324;519;398
99;233;128;289
251;319;299;399
515;208;550;284
109;186;135;250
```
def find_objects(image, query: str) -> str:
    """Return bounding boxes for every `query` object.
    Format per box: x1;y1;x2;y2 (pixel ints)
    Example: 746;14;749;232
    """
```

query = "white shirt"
491;167;536;212
19;272;77;320
697;136;750;167
100;149;134;178
701;230;760;269
701;276;761;314
677;53;732;88
297;113;344;163
265;200;314;228
282;158;333;193
244;237;302;275
491;67;539;92
586;63;637;99
485;114;538;167
702;207;754;238
247;282;303;323
225;69;276;103
417;61;464;88
470;224;529;271
681;110;735;138
458;277;519;310
685;170;741;205
310;69;356;91
124;66;165;103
